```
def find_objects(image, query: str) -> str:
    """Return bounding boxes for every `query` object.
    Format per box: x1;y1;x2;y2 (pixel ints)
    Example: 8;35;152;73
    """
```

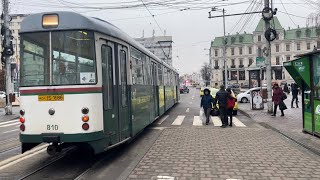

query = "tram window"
131;48;144;85
51;31;96;85
144;57;151;85
20;32;49;87
314;55;320;99
120;50;127;107
102;45;113;110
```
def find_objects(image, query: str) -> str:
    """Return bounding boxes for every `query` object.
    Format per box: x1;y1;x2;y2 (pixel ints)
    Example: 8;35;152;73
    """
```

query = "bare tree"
200;63;211;86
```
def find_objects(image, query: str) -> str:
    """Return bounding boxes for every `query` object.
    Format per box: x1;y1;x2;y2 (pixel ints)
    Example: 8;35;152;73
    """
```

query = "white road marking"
155;115;169;125
0;119;19;126
0;144;48;170
172;115;185;125
186;108;190;112
2;129;19;134
211;116;222;127
193;116;202;126
232;117;246;127
0;122;20;128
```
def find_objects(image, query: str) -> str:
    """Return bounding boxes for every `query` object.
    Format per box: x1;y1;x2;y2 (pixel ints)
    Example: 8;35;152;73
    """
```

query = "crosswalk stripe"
211;116;222;127
193;116;202;126
232;117;246;127
0;122;21;128
172;115;185;125
0;119;19;126
2;129;19;134
155;115;169;125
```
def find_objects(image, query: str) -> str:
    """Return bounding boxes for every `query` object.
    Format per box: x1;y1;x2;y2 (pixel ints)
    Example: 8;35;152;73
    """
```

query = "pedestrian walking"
226;88;236;127
215;85;229;128
200;88;215;125
291;83;299;108
272;83;287;117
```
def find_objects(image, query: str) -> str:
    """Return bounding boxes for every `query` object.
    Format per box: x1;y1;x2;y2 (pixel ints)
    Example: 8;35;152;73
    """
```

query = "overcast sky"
7;0;320;75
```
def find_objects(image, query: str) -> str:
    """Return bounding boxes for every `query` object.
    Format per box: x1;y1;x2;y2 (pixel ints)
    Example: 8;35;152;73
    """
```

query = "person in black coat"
291;83;299;108
215;85;230;128
201;88;215;125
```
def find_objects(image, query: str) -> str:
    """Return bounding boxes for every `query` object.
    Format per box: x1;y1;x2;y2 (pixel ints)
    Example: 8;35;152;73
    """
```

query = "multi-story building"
135;36;173;66
191;72;201;84
210;17;320;88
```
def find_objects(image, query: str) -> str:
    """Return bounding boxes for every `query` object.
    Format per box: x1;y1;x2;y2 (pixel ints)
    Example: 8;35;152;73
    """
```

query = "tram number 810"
47;125;59;131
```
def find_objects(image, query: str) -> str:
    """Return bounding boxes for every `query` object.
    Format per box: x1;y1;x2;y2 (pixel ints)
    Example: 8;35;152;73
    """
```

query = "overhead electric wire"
279;0;298;27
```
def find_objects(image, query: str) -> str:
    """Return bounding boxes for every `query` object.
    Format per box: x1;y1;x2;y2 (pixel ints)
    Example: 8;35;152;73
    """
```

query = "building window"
286;44;290;51
286;56;290;61
214;60;219;67
239;71;245;80
239;47;243;55
258;35;261;42
231;71;237;80
297;43;301;51
257;47;262;57
276;44;280;52
231;59;235;66
248;58;253;67
276;33;280;40
317;41;320;48
276;57;280;65
307;42;311;50
248;47;252;54
239;59;243;65
215;49;218;57
231;48;234;55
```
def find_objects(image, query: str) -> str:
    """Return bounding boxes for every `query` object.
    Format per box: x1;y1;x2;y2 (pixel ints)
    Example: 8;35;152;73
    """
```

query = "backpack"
227;97;236;109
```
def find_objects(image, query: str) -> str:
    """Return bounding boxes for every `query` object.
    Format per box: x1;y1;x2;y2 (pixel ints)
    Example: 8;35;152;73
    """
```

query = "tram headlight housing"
42;14;59;28
82;123;89;130
20;117;25;123
82;115;89;122
20;109;25;116
81;107;89;114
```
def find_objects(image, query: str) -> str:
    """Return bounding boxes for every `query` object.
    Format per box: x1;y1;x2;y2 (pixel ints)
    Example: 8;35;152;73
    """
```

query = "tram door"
151;62;159;118
101;41;130;144
117;45;130;141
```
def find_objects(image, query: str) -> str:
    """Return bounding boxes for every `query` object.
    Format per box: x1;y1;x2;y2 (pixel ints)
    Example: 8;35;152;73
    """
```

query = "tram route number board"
38;95;64;101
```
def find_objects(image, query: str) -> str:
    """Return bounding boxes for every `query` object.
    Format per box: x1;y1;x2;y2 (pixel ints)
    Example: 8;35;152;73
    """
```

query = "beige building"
210;17;320;88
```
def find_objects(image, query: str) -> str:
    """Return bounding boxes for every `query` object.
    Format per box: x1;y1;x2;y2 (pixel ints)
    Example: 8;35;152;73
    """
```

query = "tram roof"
20;11;177;73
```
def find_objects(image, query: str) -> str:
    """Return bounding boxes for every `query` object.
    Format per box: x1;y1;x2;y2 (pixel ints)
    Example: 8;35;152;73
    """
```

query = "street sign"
256;57;265;67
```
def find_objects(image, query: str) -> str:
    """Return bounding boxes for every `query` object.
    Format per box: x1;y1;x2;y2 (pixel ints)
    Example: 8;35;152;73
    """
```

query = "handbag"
227;98;236;109
279;101;287;110
282;93;287;100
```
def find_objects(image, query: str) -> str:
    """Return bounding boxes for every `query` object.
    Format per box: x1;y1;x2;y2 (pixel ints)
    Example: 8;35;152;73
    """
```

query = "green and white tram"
19;12;179;154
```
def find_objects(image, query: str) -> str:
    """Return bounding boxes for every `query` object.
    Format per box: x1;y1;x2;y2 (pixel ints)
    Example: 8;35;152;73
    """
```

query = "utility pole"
264;0;273;113
222;8;228;87
3;0;13;115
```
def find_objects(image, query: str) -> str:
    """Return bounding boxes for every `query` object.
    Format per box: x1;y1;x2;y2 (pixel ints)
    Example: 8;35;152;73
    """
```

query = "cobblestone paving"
127;128;320;180
238;95;320;154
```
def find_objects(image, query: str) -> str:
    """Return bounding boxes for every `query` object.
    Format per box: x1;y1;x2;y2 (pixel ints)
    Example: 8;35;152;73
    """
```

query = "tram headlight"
42;14;59;28
82;115;89;122
20;109;25;116
82;123;89;130
20;124;25;131
81;107;89;114
20;117;25;123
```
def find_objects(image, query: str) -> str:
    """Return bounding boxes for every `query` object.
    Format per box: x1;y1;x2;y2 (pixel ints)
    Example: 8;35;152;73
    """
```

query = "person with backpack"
200;88;215;125
215;85;230;128
226;88;236;127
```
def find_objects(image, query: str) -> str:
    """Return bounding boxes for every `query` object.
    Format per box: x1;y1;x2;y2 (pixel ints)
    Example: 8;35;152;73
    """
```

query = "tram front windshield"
20;31;96;87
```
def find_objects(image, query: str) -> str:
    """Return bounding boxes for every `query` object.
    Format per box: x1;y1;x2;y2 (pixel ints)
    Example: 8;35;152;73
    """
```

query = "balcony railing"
231;65;236;68
239;65;244;68
214;66;219;69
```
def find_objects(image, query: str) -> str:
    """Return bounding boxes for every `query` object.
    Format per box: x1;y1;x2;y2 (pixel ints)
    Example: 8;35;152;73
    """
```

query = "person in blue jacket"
201;88;215;125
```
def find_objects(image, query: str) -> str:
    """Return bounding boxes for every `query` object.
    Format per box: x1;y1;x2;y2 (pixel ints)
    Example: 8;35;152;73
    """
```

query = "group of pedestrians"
200;85;236;128
272;82;300;117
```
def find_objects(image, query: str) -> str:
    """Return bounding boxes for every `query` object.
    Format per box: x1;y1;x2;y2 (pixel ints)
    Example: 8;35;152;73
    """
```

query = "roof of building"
255;17;283;32
284;26;320;40
211;33;253;47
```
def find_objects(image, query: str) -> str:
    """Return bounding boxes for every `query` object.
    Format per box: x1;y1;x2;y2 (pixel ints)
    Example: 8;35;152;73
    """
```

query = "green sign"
256;57;265;67
292;57;310;88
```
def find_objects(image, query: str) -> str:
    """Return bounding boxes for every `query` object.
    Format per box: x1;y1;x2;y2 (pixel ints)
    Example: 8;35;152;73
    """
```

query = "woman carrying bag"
272;83;287;117
226;88;236;127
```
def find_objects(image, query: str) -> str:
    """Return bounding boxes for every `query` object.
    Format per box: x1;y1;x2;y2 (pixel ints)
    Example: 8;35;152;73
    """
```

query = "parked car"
210;88;238;115
180;85;189;94
0;91;6;99
237;87;266;103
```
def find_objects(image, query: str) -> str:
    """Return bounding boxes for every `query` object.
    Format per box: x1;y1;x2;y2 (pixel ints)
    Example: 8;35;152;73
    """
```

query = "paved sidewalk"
127;128;320;180
238;94;320;155
0;107;20;122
